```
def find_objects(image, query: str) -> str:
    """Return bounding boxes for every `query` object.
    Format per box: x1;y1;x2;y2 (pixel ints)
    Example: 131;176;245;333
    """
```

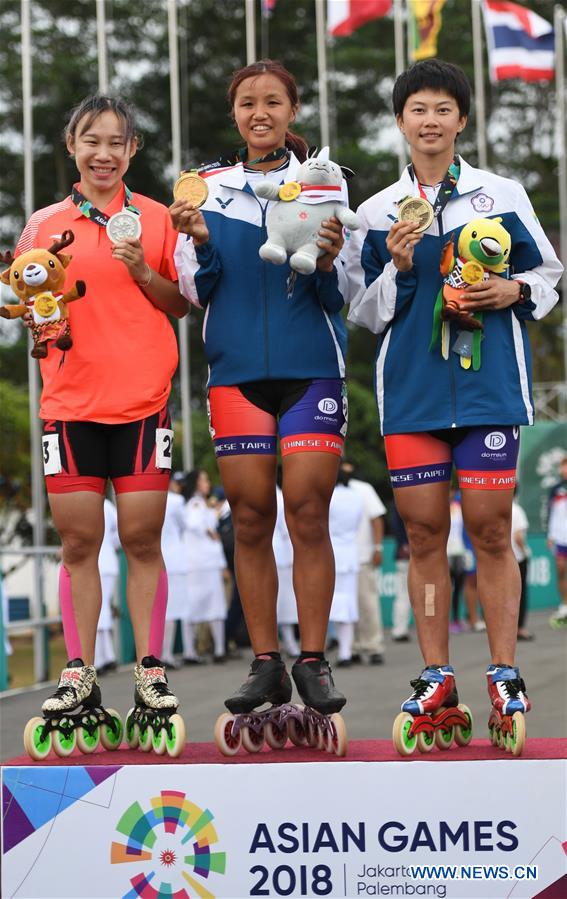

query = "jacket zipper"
439;208;457;427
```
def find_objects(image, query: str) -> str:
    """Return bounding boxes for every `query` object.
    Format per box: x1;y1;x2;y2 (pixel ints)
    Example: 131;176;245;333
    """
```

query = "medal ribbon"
71;183;141;226
408;155;460;221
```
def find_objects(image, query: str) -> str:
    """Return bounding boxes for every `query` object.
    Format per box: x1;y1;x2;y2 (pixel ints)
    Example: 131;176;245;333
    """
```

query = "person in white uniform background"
161;472;191;667
183;469;227;663
94;497;120;673
274;471;300;658
340;461;386;664
511;491;532;641
328;468;364;666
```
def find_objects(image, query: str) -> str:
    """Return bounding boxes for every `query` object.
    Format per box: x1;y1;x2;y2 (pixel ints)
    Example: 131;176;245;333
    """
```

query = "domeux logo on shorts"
484;431;507;450
318;397;338;415
111;790;226;898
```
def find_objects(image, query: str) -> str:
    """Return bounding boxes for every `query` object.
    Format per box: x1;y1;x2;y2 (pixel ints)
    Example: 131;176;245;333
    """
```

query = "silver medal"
106;210;142;242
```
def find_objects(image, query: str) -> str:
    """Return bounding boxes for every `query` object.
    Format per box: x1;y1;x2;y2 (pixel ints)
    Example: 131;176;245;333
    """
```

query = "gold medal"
173;172;209;207
461;260;485;284
279;181;302;202
398;197;434;233
34;293;58;318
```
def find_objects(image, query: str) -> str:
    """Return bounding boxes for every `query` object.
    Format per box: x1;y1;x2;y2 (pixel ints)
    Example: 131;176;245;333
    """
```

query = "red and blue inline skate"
392;664;472;756
23;658;123;761
214;655;347;757
486;664;530;756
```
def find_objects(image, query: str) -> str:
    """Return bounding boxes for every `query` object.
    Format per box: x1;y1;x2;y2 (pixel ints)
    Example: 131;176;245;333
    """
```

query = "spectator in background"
328;467;364;666
447;489;466;633
340;461;386;664
161;472;190;667
462;528;485;633
548;455;567;629
511;491;532;641
183;469;227;663
94;497;120;674
390;505;412;642
274;473;300;658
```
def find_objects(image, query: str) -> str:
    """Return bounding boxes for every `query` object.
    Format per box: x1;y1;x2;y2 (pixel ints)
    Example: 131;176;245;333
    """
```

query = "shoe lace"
409;677;432;700
501;676;526;699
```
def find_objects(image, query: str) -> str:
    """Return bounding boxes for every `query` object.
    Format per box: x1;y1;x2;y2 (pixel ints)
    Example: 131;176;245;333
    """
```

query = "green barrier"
117;550;135;664
376;533;559;628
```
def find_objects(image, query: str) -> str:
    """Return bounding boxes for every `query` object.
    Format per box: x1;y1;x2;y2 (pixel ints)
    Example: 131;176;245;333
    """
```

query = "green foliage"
0;379;31;502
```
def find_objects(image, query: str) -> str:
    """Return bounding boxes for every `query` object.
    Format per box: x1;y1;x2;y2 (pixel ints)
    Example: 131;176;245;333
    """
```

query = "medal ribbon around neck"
71;183;141;227
408;155;460;221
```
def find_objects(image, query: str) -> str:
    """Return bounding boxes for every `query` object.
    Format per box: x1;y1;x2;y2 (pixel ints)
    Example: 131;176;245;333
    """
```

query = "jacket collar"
218;151;302;192
397;155;485;200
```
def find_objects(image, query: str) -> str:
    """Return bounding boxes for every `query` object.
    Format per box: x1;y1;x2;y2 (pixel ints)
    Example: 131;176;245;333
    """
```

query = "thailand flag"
482;0;554;82
327;0;392;37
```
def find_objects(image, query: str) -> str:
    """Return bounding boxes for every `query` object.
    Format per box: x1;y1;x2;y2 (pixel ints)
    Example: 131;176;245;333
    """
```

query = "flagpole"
315;0;330;148
95;0;109;93
168;0;193;470
472;0;488;168
245;0;256;64
394;0;407;172
22;0;48;683
555;4;567;386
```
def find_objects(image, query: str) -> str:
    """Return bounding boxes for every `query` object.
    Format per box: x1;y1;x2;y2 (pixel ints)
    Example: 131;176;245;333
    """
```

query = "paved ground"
1;610;565;762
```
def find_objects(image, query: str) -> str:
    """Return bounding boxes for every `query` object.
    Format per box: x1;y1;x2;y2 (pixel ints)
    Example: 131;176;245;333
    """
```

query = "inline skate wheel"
304;719;320;749
139;724;154;752
328;713;348;757
99;709;123;751
23;717;52;761
509;712;526;757
125;709;140;749
434;712;454;750
287;710;307;747
76;714;100;753
152;726;167;755
52;721;77;757
393;712;417;756
416;730;435;753
454;704;473;747
241;724;264;753
264;721;288;750
165;713;185;757
214;712;241;756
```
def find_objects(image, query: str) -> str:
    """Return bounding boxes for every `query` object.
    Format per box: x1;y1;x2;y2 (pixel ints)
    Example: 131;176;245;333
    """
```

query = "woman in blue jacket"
171;60;349;735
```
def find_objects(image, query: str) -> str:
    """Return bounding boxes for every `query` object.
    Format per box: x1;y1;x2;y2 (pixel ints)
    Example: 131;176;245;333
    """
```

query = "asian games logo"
111;790;226;898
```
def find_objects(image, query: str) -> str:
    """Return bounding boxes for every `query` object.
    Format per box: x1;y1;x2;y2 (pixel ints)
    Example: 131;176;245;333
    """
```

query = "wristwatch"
517;281;531;304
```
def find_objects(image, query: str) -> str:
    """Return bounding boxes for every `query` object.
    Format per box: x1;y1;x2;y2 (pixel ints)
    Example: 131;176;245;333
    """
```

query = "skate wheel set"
23;707;123;761
125;707;186;758
214;703;348;758
488;708;526;756
392;704;473;757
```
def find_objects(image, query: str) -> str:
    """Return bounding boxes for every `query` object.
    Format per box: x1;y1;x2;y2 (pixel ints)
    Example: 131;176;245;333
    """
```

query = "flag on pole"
408;0;446;61
482;0;555;82
327;0;392;37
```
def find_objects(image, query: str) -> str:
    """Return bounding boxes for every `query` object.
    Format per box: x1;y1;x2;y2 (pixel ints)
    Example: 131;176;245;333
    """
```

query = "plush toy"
253;147;360;275
0;230;85;359
432;216;511;370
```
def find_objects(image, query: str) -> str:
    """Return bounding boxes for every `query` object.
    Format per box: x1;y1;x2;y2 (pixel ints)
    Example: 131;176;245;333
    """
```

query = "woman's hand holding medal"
387;220;424;272
169;199;210;246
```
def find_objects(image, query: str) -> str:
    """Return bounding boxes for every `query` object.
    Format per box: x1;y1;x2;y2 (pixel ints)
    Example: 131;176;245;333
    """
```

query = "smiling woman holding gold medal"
172;60;350;755
17;94;189;760
344;60;562;757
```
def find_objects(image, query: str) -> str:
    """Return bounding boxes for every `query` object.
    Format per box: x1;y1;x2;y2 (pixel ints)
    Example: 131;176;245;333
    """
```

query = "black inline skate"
125;655;185;757
23;658;123;761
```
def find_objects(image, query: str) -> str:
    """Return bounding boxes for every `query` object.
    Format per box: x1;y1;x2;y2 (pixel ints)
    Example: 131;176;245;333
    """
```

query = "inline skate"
486;664;530;756
214;655;348;757
549;604;567;629
23;659;123;761
291;657;348;756
125;655;185;757
392;665;473;756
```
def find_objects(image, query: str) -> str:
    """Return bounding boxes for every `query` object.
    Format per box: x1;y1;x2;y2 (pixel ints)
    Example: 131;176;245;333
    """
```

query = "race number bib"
156;428;174;469
42;434;62;475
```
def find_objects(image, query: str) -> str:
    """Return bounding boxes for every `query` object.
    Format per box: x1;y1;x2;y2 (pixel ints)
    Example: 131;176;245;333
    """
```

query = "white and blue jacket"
342;157;562;434
174;153;347;386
